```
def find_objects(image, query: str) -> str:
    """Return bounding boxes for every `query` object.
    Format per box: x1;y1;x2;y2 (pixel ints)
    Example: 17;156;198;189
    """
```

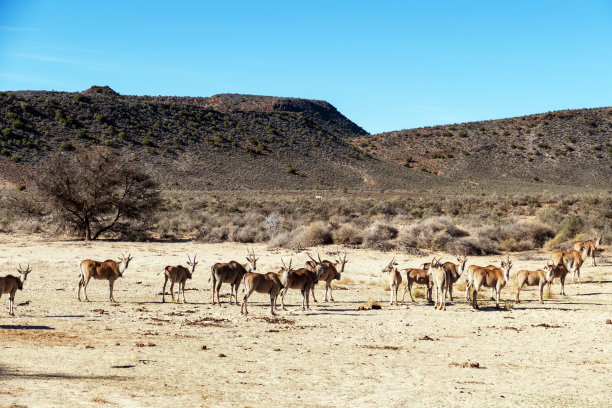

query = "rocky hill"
0;86;610;191
358;108;612;189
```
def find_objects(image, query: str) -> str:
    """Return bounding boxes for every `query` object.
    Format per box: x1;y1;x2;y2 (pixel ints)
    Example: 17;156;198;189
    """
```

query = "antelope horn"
307;252;316;262
317;253;322;263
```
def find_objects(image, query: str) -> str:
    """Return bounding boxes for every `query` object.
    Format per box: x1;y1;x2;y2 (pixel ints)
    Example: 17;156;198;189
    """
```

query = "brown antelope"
209;248;258;305
515;262;556;304
161;254;198;303
551;245;588;283
279;258;323;311
306;250;348;302
442;255;468;301
465;264;498;301
574;232;602;266
428;258;450;310
78;254;133;302
240;271;284;316
382;257;402;305
400;264;432;303
544;261;572;296
0;264;32;315
468;256;512;309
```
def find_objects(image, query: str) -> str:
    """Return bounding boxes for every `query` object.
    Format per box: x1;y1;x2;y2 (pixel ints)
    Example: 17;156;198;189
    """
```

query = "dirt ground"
0;233;610;408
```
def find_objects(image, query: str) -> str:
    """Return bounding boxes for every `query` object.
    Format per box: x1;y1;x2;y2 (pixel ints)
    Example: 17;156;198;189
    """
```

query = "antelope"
0;264;32;315
469;256;512;309
161;254;198;303
574;232;602;266
78;254;133;302
400;264;432;303
465;264;498;301
209;248;258;305
515;262;556;304
551;245;588;283
279;258;323;311
428;258;450;310
306;250;348;302
382;257;402;305
544;261;572;296
240;271;284;316
442;255;468;301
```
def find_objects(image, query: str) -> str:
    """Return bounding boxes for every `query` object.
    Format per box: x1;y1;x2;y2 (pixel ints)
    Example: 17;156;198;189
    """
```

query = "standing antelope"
279;258;323;311
241;271;284;316
574;232;602;266
469;256;512;309
78;254;133;302
306;250;348;302
382;257;402;305
400;264;432;303
442;255;468;301
515;262;556;304
209;248;258;305
428;258;450;310
465;264;498;301
551;245;588;283
0;264;32;315
544;261;572;296
162;254;198;303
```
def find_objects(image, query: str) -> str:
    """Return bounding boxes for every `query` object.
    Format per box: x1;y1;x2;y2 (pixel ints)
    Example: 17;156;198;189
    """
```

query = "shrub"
60;142;74;151
333;223;363;245
363;222;398;250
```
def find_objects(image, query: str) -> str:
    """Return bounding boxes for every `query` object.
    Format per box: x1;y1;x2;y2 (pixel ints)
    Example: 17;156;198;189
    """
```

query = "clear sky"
1;1;611;134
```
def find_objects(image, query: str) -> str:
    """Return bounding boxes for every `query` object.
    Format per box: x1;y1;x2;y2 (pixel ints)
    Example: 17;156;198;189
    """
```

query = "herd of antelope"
0;232;603;316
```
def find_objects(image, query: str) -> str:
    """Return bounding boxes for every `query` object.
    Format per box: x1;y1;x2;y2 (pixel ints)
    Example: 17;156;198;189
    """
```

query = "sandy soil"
0;234;610;408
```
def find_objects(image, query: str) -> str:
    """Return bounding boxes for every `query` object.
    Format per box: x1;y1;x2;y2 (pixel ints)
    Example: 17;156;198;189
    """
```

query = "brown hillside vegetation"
358;107;612;188
0;86;610;191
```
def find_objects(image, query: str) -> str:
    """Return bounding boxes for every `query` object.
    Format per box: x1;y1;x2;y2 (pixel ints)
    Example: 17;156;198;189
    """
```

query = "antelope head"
187;253;198;275
456;254;468;276
501;256;512;280
306;252;325;277
382;257;397;274
118;254;133;275
17;263;32;283
246;248;258;271
336;249;348;273
544;260;555;282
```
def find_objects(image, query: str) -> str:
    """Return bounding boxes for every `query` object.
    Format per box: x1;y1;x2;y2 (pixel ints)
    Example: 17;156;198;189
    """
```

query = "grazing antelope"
78;254;133;302
544;261;572;296
515;262;556;304
574;232;602;266
428;258;450;310
209;248;258;305
382;257;402;305
469;256;512;309
279;258;323;311
161;254;198;303
551;245;588;283
240;271;284;316
0;264;32;315
442;255;468;301
400;264;432;303
306;250;348;302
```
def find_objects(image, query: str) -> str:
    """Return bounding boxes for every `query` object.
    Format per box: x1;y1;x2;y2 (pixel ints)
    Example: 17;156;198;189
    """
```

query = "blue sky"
1;1;611;134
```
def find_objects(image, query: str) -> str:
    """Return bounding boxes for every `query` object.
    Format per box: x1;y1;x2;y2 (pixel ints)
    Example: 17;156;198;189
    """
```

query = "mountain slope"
356;108;612;188
0;86;610;191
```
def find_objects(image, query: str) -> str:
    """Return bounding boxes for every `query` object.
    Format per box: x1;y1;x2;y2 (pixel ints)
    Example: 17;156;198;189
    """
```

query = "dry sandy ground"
0;233;610;408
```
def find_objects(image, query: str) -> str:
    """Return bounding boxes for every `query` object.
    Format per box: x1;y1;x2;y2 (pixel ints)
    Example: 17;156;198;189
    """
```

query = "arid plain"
0;234;610;408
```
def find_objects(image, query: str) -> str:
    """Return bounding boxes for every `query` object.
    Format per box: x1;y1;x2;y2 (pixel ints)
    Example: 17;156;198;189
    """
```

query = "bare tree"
34;148;160;240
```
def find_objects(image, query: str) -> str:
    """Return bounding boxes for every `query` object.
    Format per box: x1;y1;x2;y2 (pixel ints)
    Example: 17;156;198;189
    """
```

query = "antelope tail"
208;265;214;283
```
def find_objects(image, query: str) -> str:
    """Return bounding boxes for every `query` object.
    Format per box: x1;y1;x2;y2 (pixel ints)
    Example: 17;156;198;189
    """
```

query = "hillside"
357;108;612;189
0;86;610;191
